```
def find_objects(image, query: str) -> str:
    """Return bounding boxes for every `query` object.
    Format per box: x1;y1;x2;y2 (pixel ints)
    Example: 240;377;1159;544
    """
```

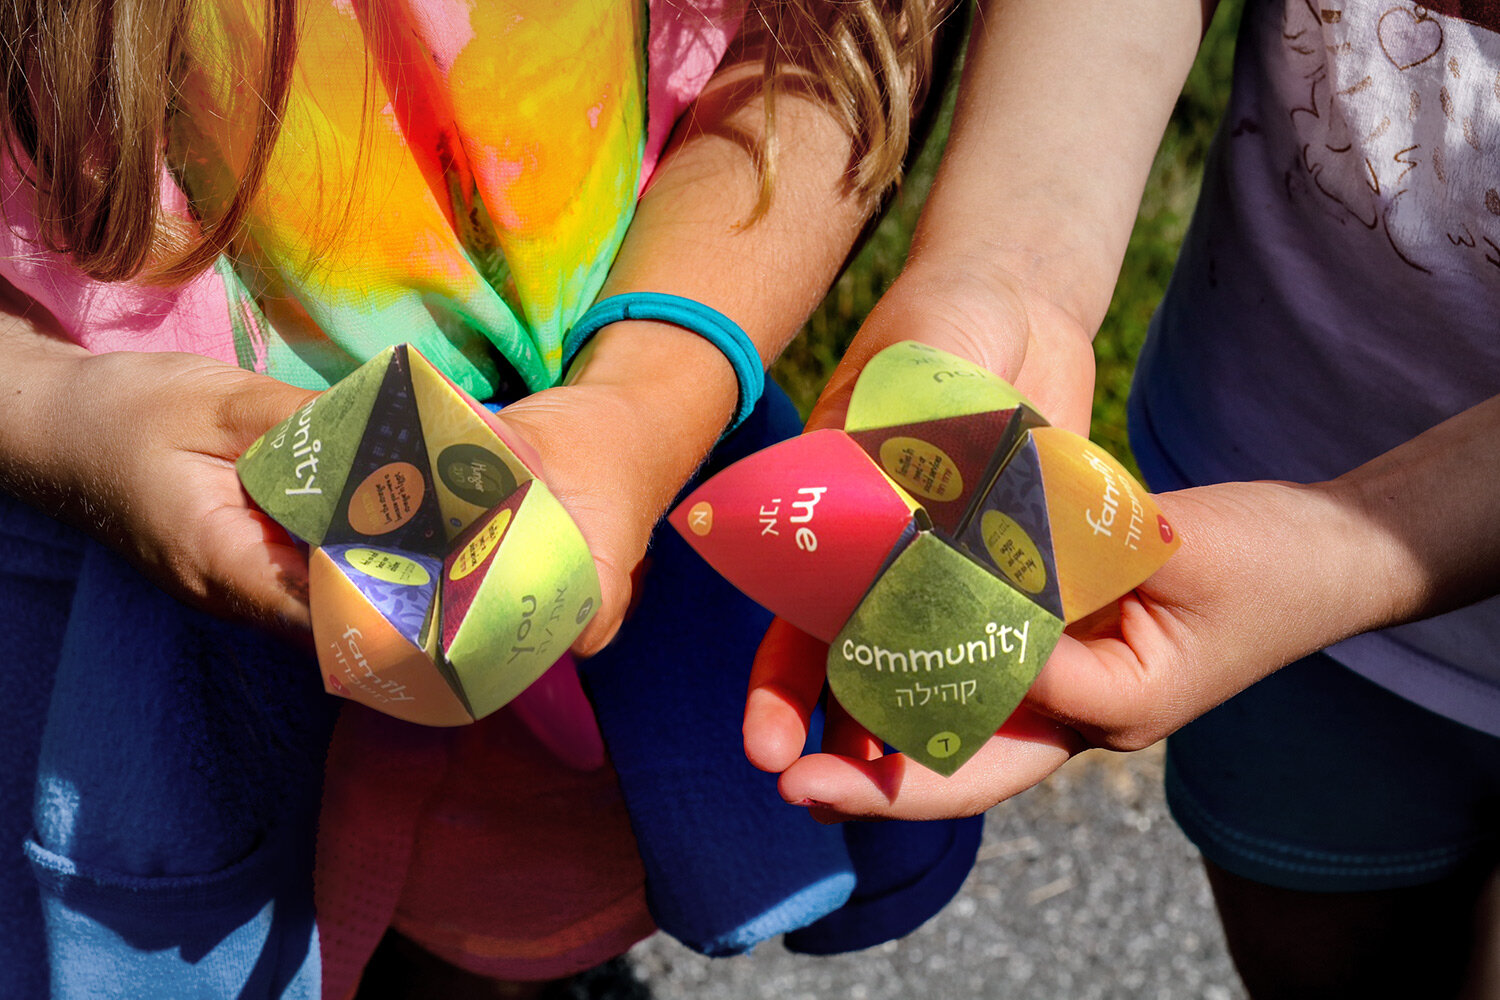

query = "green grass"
772;0;1245;477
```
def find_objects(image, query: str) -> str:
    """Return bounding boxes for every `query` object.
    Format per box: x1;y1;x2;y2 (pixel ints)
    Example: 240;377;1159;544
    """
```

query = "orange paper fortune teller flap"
238;344;601;727
668;341;1179;776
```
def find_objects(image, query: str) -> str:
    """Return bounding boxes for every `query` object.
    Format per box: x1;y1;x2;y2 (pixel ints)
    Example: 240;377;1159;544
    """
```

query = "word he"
840;620;1033;672
1082;450;1144;550
903;343;983;384
758;486;827;551
930;368;987;384
329;625;416;704
895;678;979;707
275;400;324;497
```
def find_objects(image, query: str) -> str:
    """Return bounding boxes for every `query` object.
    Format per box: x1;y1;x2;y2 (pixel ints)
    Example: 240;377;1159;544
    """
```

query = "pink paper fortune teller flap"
667;429;925;643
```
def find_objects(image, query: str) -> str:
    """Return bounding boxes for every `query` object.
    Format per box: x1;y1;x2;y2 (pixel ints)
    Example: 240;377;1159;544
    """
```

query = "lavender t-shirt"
1131;0;1500;733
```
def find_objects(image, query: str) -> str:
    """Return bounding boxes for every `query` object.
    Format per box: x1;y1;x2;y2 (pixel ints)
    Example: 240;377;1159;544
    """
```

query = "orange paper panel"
310;546;473;726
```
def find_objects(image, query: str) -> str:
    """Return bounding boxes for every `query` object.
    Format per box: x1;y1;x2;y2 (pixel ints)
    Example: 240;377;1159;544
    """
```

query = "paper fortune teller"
238;345;600;726
669;341;1179;775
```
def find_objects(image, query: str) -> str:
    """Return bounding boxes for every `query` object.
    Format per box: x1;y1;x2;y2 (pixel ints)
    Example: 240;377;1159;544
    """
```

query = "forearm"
820;0;1211;434
567;32;873;494
916;0;1210;328
1328;393;1500;632
1100;393;1500;736
1217;393;1500;672
0;286;97;519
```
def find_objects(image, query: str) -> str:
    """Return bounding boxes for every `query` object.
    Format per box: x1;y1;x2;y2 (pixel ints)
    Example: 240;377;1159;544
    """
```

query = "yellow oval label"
980;510;1048;594
877;436;963;502
343;547;431;586
449;508;513;581
347;462;426;536
926;731;962;759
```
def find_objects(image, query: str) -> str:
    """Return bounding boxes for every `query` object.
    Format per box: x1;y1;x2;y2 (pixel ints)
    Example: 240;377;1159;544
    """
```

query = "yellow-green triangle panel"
237;347;394;545
845;341;1041;434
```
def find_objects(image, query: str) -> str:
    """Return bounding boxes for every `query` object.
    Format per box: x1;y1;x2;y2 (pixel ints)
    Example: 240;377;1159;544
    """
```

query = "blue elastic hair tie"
561;292;765;434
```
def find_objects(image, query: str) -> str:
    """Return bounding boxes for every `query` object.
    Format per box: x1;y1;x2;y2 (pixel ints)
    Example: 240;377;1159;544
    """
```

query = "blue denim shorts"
1165;651;1500;892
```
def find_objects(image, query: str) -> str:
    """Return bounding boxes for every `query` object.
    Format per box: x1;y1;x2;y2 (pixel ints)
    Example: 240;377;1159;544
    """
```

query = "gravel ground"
575;746;1247;1000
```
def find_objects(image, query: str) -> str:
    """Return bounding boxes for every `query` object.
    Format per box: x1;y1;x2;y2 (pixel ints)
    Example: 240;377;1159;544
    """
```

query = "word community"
839;619;1033;674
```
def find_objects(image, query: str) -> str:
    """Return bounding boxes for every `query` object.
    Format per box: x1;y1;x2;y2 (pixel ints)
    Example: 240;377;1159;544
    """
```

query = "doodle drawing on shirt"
1277;0;1500;276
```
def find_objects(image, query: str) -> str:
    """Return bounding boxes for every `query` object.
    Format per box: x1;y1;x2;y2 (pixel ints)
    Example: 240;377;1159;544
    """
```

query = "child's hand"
742;252;1099;804
5;344;318;638
803;254;1098;437
744;476;1403;820
485;383;689;656
739;0;1245;819
494;319;742;656
747;379;1500;820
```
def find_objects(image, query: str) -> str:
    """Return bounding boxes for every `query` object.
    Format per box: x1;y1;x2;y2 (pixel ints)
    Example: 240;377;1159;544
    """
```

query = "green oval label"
438;443;518;508
926;731;962;759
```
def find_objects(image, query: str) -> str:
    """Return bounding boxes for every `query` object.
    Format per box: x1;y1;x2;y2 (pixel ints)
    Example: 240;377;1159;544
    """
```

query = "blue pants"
0;495;333;999
0;384;978;997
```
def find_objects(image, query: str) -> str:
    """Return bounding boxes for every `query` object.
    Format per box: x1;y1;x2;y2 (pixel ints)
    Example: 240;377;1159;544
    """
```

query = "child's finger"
569;553;633;656
210;371;321;454
744;617;828;772
209;504;313;640
1023;631;1158;742
1025;584;1200;752
822;694;883;761
776;706;1084;821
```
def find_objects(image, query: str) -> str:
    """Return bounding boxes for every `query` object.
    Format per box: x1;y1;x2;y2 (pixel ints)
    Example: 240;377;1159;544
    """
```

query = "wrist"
1301;477;1413;640
1181;478;1412;668
908;200;1124;338
0;331;93;504
564;318;741;481
1324;456;1471;634
564;292;766;432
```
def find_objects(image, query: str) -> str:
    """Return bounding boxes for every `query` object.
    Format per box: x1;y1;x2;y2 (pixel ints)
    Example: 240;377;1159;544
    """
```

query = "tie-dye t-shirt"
0;3;742;988
0;0;741;399
1131;0;1500;733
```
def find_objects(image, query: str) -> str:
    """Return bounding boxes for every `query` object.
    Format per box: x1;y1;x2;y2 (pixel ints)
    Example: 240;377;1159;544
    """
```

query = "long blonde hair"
748;1;948;217
1;0;951;284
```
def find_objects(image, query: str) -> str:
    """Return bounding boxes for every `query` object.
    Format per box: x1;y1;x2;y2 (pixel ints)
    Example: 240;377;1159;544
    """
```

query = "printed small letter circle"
926;731;962;759
688;501;714;536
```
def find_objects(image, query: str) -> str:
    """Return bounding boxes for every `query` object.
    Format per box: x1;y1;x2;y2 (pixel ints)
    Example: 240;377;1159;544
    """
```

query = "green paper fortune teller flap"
671;341;1180;775
828;533;1065;772
238;344;601;726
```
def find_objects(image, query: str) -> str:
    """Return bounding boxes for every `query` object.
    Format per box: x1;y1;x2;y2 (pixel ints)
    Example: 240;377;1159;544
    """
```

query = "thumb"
484;392;646;658
209;367;323;457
